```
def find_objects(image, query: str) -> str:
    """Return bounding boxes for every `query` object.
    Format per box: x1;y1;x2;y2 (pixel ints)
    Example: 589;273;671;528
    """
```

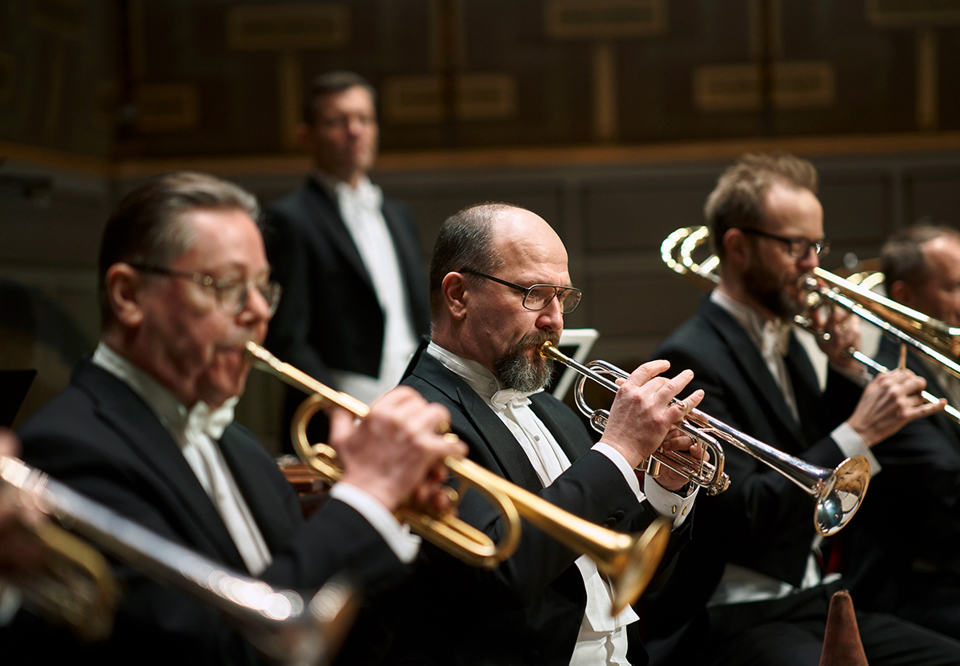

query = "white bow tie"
761;320;792;358
490;388;539;412
185;399;237;440
336;180;383;212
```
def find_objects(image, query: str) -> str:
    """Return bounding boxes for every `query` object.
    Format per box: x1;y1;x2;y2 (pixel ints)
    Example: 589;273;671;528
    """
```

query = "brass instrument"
246;342;672;614
0;472;119;642
663;225;960;423
1;456;359;666
539;343;870;537
800;266;960;379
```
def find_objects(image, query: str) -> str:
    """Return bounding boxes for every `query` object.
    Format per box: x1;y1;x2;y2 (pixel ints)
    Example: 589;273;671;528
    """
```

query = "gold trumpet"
246;342;673;614
540;341;871;536
1;455;360;666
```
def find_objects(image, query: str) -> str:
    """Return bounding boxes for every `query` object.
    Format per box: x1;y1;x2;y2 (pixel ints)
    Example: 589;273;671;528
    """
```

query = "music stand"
548;328;599;402
0;369;36;427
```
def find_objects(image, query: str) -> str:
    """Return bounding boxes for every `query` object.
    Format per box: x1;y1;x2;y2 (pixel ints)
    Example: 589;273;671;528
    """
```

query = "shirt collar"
425;341;542;410
711;290;791;357
92;341;237;440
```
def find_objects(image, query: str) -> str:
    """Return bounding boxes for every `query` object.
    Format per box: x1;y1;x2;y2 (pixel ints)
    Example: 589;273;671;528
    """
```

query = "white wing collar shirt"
93;343;422;573
426;342;695;666
315;172;420;404
93;342;273;575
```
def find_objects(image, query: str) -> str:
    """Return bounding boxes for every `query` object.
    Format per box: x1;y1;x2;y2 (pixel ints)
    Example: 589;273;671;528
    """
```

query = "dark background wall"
2;0;960;451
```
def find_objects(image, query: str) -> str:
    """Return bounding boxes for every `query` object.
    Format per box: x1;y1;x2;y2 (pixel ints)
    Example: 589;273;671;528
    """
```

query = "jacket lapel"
218;428;300;553
303;179;374;291
700;299;807;450
411;352;545;492
75;362;247;569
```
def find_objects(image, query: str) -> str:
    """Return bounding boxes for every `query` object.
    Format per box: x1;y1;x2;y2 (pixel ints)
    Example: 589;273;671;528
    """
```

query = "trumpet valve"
642;457;662;479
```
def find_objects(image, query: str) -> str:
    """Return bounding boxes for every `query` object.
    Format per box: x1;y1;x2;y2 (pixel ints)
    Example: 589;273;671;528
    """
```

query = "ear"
888;279;916;309
105;263;146;327
722;228;750;269
441;272;469;321
294;122;313;152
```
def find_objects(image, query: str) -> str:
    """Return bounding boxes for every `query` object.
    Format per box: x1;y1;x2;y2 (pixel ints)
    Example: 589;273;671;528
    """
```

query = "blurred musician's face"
462;208;567;391
135;209;273;408
742;182;824;320
909;235;960;327
300;85;379;187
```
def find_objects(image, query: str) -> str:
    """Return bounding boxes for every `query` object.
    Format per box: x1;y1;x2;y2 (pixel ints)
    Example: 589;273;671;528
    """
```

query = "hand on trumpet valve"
599;359;704;473
329;387;467;513
846;368;946;447
655;428;710;492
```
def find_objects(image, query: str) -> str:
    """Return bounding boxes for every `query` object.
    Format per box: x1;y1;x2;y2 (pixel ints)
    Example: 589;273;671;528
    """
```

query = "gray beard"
495;332;559;392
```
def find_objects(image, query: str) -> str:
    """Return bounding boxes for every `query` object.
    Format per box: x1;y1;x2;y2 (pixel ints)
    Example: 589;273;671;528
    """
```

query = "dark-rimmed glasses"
460;268;582;314
735;228;829;259
130;263;282;315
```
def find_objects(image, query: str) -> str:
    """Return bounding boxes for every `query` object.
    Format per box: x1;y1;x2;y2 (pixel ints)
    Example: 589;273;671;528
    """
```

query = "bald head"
428;203;570;383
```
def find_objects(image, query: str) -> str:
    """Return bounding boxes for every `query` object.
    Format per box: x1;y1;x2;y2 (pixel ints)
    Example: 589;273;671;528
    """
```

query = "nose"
536;293;565;332
239;284;274;322
797;246;819;271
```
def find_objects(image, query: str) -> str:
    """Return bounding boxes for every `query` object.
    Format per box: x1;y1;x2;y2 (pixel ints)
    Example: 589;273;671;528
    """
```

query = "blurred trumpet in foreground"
246;341;673;614
0;456;359;666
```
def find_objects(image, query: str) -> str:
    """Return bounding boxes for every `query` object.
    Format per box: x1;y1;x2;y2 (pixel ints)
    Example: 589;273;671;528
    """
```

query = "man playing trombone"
8;172;465;663
385;202;706;666
645;152;960;665
837;222;960;640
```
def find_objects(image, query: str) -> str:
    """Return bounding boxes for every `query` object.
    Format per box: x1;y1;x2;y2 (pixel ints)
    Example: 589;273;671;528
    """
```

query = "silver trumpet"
0;456;359;666
540;342;870;536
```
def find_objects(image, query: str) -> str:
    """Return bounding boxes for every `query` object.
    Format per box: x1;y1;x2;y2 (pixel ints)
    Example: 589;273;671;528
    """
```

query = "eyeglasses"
460;268;582;314
736;228;830;259
130;264;282;315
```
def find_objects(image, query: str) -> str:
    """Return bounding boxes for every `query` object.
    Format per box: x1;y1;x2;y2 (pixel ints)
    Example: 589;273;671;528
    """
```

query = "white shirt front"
92;342;421;570
317;173;420;404
93;343;273;575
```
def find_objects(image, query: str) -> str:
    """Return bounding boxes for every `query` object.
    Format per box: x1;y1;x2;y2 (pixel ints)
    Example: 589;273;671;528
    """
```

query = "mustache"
518;330;561;351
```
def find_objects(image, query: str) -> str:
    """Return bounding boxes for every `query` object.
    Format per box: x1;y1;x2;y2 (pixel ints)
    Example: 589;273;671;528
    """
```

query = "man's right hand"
330;387;467;513
846;368;946;447
598;360;704;470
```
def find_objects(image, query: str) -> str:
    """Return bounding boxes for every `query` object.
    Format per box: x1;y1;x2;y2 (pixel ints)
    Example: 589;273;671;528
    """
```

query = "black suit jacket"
263;179;430;387
385;348;693;666
11;361;409;664
839;337;960;611
642;296;863;656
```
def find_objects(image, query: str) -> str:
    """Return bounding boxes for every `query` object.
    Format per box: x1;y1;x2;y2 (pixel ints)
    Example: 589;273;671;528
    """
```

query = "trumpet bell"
816;456;871;537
